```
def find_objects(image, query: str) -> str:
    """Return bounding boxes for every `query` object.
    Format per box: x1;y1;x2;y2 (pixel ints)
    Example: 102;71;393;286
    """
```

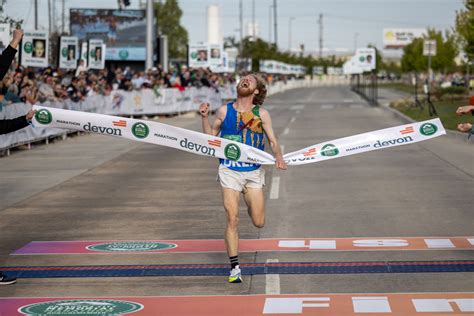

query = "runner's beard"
237;85;255;98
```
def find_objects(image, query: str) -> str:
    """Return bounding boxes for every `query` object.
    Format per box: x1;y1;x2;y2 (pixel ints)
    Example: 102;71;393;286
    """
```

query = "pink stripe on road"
12;237;474;255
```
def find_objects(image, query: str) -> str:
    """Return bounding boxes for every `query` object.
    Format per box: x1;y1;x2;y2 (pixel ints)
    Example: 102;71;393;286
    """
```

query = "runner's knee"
227;216;239;230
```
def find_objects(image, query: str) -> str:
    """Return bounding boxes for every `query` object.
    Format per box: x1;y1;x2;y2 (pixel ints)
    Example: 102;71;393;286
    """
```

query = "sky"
2;0;466;56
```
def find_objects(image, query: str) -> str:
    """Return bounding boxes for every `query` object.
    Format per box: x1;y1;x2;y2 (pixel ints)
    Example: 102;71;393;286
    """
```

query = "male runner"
199;74;287;283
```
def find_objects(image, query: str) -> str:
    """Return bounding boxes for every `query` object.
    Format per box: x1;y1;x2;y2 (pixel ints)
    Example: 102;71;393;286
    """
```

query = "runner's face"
237;75;257;97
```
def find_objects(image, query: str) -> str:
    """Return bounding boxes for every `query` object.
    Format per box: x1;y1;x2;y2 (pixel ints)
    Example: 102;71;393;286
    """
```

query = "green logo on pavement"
419;123;437;136
224;143;241;161
321;144;339;157
131;122;149;139
35;109;52;125
87;241;177;252
18;299;143;315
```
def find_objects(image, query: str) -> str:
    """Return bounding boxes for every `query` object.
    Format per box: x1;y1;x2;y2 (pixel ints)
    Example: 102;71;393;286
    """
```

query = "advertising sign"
383;28;426;48
88;39;105;69
58;36;79;69
188;43;209;68
20;30;48;68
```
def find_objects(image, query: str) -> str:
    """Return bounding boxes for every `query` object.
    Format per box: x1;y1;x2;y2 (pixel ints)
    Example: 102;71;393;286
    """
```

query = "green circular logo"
321;144;339;157
359;56;366;62
119;50;129;60
131;122;149;139
419;123;437;136
87;241;177;252
83;51;87;59
191;52;198;59
35;109;52;125
24;42;33;54
90;50;96;58
224;143;241;161
61;47;68;57
19;299;143;315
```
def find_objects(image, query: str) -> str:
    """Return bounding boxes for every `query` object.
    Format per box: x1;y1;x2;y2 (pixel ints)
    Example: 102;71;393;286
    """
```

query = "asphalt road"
0;86;472;298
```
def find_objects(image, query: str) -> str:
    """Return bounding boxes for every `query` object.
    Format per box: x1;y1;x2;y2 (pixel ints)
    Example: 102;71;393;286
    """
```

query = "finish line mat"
13;237;474;255
1;261;473;278
1;293;473;315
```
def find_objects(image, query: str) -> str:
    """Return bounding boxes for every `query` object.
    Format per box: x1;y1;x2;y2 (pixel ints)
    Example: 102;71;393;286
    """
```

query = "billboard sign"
58;36;79;69
188;43;209;68
88;39;105;69
383;28;426;48
21;30;48;68
70;9;145;61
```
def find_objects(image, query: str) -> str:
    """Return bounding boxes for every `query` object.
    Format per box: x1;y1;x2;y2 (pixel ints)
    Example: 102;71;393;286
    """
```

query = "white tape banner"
32;106;446;166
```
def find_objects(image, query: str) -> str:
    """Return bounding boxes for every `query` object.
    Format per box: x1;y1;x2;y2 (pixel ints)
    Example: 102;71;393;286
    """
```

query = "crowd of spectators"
0;63;256;109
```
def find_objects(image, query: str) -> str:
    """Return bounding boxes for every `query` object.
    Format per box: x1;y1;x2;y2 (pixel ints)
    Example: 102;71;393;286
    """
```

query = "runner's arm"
200;104;226;136
260;108;287;170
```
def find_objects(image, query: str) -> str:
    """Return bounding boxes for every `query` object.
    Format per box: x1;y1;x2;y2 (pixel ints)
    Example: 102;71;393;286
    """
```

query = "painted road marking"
291;105;305;110
321;104;334;109
1;261;473;278
265;259;280;295
282;127;289;135
270;177;280;200
1;293;473;316
344;99;354;103
290;116;296;123
13;237;474;255
12;236;474;255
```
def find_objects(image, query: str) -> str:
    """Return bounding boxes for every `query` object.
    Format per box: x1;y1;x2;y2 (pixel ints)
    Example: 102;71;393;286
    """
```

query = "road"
0;86;472;314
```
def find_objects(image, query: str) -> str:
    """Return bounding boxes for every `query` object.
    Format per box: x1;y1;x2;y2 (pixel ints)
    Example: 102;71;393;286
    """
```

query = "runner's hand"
10;29;23;48
26;109;36;121
457;123;472;133
456;105;474;115
199;103;210;118
275;156;287;170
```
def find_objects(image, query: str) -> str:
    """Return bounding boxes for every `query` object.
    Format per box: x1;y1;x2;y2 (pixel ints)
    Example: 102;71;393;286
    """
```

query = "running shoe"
0;272;16;285
228;265;242;283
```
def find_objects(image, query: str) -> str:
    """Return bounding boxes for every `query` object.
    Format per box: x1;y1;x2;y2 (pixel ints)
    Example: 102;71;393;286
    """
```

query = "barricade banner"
31;106;446;166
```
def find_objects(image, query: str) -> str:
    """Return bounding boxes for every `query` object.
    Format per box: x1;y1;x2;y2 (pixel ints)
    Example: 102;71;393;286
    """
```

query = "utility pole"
268;5;273;43
273;0;277;47
318;13;323;59
62;0;65;34
52;0;56;33
252;0;255;40
145;0;154;70
34;0;38;30
48;0;52;35
239;0;243;57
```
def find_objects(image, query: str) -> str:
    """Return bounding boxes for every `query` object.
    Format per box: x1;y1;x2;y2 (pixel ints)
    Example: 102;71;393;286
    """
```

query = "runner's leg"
222;188;241;257
243;187;265;228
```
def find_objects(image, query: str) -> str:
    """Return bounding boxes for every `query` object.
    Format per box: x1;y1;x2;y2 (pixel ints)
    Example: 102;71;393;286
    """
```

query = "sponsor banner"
327;66;343;76
20;30;49;68
283;119;446;165
209;43;223;67
0;23;10;53
58;36;79;69
259;59;306;75
31;107;445;166
355;48;376;71
31;106;276;165
188;43;209;68
13;237;474;255
88;39;105;69
383;28;426;48
106;47;145;61
2;293;473;315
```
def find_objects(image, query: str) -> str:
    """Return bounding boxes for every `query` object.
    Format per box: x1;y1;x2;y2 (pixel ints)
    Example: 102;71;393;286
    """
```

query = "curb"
380;103;473;144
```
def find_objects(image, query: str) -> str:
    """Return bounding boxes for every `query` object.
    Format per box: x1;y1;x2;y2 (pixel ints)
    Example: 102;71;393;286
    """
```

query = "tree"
155;0;188;59
455;0;474;61
401;29;458;73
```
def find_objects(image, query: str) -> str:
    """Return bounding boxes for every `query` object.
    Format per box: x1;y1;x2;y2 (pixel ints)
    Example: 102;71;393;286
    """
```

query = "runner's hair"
251;74;267;106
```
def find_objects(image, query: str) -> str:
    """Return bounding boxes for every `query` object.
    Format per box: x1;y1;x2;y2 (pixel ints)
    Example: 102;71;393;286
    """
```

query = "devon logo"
224;143;241;161
87;241;177;252
131;122;149;139
373;136;413;148
84;122;122;136
35;109;52;125
419;123;437;136
19;299;143;315
180;138;216;156
321;144;339;157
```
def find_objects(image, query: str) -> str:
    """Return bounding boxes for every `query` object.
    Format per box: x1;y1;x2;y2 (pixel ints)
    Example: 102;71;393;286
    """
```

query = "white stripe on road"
343;99;353;103
290;117;296;123
290;105;305;110
265;259;281;294
321;104;334;109
270;177;280;200
283;127;290;135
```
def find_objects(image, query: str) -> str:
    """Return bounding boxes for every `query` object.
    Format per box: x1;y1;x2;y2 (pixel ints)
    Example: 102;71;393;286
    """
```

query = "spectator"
75;59;88;77
456;97;474;137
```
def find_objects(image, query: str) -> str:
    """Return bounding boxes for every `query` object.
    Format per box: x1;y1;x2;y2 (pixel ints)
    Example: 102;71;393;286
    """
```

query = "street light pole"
273;0;277;47
145;0;154;70
288;17;295;51
268;5;273;43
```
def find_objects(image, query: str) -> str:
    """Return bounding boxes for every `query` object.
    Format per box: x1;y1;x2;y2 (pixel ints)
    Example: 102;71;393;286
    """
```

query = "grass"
391;98;470;131
379;82;421;94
